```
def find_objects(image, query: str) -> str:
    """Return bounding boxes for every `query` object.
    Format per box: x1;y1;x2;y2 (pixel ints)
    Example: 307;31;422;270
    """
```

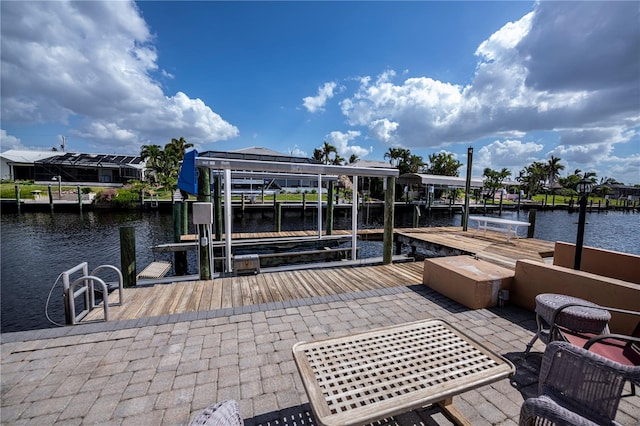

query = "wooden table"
468;215;530;242
292;319;515;426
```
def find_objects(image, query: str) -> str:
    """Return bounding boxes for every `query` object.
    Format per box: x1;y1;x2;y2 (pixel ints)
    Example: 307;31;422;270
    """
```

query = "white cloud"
325;130;369;159
303;82;340;113
475;139;544;176
0;0;238;152
288;146;307;157
334;2;639;183
0;130;24;150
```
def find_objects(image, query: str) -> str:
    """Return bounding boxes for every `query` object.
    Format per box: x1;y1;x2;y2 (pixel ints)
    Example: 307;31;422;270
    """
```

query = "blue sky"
1;1;639;184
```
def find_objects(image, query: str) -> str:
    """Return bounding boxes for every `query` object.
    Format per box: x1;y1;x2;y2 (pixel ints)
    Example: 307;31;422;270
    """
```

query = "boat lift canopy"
190;154;399;274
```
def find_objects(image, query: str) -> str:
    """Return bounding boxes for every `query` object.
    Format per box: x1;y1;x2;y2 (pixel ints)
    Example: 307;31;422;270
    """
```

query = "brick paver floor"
2;285;639;425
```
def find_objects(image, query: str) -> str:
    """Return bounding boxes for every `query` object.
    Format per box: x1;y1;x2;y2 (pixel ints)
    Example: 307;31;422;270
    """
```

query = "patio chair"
549;304;640;396
519;342;640;426
189;400;243;426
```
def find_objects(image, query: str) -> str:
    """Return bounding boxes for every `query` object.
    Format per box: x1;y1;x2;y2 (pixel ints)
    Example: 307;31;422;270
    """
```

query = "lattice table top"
293;319;515;426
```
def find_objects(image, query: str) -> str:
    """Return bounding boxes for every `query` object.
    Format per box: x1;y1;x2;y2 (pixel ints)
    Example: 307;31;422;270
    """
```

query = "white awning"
397;173;484;189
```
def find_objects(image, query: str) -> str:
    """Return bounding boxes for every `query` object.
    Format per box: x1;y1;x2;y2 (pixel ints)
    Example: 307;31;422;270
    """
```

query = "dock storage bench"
423;255;514;309
233;254;260;275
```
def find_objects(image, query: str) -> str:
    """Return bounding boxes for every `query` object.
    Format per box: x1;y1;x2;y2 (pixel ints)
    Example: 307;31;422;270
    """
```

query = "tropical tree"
348;154;359;164
317;141;340;165
139;137;193;193
140;144;163;185
483;167;511;199
426;152;462;176
545;156;565;187
517;161;547;197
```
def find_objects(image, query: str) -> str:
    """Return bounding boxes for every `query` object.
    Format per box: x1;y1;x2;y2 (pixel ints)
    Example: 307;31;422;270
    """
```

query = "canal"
2;208;638;333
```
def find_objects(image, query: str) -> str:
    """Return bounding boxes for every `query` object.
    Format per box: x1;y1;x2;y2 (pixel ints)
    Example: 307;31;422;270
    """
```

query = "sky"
1;1;639;185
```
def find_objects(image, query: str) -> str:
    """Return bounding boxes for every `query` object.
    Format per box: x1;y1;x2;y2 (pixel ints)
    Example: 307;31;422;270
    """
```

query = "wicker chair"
189;400;243;426
519;342;640;426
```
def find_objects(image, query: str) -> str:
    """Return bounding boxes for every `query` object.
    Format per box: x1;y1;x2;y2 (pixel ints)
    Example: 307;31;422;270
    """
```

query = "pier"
85;227;554;323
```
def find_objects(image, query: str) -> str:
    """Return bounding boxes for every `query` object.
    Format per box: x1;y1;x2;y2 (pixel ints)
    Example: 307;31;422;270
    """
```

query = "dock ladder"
62;262;124;325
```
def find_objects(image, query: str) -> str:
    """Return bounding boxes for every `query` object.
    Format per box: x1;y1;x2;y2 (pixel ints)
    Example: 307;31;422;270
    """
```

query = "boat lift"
178;150;400;277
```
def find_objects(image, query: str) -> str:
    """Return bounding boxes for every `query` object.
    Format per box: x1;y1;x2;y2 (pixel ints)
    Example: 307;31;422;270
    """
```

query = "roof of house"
0;149;60;164
36;152;145;169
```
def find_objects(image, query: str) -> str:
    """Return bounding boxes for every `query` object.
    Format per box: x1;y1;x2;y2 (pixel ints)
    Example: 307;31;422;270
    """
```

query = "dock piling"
120;226;136;287
14;184;20;213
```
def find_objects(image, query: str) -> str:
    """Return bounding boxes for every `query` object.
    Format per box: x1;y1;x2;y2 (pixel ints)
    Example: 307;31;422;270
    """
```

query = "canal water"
2;208;638;333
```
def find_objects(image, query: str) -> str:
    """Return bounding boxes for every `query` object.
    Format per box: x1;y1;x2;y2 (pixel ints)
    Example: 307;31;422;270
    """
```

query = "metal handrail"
67;276;109;324
91;265;124;306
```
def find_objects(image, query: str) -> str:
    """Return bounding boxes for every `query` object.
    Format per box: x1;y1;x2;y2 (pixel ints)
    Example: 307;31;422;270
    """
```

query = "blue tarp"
177;149;198;195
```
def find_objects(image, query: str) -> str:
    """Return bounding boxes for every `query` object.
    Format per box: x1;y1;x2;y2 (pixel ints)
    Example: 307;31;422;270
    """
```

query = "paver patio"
2;285;639;425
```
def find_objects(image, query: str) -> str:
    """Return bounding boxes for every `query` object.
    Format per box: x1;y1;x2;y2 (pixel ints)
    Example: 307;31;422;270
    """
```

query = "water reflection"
1;208;637;333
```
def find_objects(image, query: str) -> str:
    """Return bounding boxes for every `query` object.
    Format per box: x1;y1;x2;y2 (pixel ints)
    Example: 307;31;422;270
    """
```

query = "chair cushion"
189;400;243;426
561;329;640;366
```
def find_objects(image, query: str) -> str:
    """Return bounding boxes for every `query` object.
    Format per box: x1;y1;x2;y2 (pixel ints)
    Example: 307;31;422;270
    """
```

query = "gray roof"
0;149;59;164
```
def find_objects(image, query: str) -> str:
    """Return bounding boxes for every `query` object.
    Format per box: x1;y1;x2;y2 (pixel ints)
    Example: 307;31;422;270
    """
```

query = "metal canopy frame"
195;156;399;274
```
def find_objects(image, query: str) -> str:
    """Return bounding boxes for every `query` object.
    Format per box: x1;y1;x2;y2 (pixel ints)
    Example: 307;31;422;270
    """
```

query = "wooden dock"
396;226;555;268
83;226;554;324
84;262;424;322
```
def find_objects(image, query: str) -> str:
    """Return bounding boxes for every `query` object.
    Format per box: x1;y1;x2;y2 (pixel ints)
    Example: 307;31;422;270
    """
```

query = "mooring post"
302;192;306;217
182;200;188;235
499;191;504;215
120;226;136;287
275;202;282;232
77;185;82;212
413;205;420;228
383;176;396;264
48;184;54;212
173;202;187;275
527;209;537;238
14;184;20;213
326;181;334;235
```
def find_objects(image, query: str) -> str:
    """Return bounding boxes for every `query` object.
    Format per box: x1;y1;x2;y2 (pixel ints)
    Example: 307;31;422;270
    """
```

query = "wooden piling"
14;184;20;213
326;181;334;235
173;202;187;275
77;185;82;212
527;209;537;238
383;177;395;264
120;226;136;287
48;184;54;212
275;202;282;232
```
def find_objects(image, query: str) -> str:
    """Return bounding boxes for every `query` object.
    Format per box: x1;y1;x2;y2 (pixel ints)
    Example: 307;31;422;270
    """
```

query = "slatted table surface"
293;319;515;426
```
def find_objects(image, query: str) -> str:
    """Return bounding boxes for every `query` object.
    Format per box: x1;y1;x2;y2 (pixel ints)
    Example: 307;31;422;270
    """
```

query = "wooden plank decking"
84;262;424;322
83;226;555;324
395;226;555;268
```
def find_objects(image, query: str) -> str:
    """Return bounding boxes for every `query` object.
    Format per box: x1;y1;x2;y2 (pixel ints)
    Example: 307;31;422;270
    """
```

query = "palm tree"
384;147;401;166
318;141;338;165
348;154;359;164
140;144;163;184
546;156;565;187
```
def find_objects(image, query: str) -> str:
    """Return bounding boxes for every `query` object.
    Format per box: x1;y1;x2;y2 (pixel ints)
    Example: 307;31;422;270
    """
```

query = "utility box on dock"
234;254;260;275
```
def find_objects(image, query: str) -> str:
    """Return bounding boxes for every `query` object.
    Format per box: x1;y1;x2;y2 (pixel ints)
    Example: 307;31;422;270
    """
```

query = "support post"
462;147;473;230
383;177;396;264
198;168;213;277
173;202;187;275
182;200;189;235
120;226;136;287
48;184;54;212
14;184;20;213
527;209;537;238
574;196;588;270
77;185;82;213
275;202;282;232
499;191;504;215
326;181;334;235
